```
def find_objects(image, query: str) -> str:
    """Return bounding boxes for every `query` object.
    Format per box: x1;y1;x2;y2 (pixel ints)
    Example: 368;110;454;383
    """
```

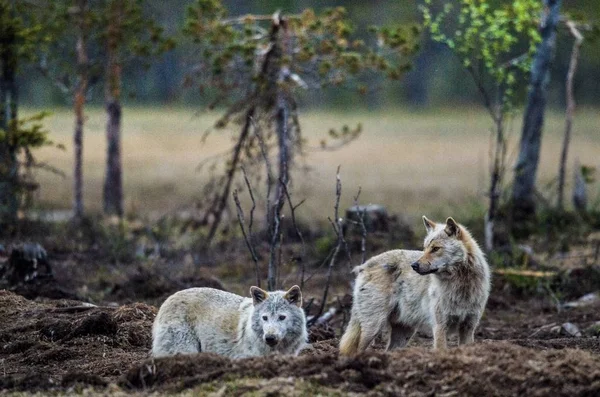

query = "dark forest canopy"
13;0;600;108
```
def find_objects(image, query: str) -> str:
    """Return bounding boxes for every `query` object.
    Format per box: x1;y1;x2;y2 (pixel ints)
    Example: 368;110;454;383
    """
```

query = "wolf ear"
284;285;302;307
422;216;436;233
250;286;269;305
445;217;461;238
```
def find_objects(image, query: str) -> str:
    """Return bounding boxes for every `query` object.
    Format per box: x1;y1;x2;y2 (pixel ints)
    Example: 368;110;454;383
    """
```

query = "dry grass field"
29;106;600;223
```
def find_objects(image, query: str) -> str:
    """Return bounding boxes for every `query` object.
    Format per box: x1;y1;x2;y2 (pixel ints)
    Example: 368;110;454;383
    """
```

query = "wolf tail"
339;318;361;356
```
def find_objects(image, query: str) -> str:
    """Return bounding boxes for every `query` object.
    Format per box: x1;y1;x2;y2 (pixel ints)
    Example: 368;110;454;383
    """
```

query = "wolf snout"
264;334;279;346
411;262;420;272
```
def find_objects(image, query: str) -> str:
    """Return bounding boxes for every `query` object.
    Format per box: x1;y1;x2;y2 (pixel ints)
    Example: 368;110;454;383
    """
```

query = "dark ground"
1;279;599;396
1;218;600;396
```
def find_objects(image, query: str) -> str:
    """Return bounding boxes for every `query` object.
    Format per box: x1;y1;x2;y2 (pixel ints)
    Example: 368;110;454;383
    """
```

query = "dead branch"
353;187;368;265
558;20;584;210
233;185;261;288
527;322;557;338
267;176;285;291
278;179;307;289
316;307;337;325
310;166;343;326
36;62;72;95
240;166;257;242
42;305;114;313
204;106;256;244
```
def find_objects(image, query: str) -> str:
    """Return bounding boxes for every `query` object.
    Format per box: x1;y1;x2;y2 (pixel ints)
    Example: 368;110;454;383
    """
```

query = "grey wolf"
339;216;490;355
152;285;307;359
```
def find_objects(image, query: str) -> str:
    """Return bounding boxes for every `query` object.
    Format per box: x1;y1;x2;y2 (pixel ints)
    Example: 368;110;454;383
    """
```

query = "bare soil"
1;285;599;396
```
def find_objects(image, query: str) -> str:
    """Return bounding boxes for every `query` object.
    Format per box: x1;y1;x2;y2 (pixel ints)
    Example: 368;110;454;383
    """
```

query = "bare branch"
250;117;274;235
465;64;497;123
267;176;285;291
233;186;261;288
203;106;255;244
558;20;584;210
500;53;529;69
278;179;307;289
241;166;256;235
353;187;368;265
311;166;343;326
36;63;72;96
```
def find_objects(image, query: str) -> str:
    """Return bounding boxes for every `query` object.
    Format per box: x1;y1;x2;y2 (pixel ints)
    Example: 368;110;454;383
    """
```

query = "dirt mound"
2;290;600;395
510;337;600;354
109;266;225;304
121;341;600;395
0;291;155;392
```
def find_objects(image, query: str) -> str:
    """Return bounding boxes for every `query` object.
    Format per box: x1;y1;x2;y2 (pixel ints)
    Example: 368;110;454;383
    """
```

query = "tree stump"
0;243;52;285
345;204;389;234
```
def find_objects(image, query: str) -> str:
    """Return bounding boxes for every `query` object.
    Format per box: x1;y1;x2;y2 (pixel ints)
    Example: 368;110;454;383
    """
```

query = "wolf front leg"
432;321;448;350
458;315;478;345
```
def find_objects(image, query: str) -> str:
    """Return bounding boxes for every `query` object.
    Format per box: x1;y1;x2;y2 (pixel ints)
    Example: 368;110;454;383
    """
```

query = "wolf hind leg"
152;324;200;357
386;323;415;350
357;320;385;352
458;315;478;345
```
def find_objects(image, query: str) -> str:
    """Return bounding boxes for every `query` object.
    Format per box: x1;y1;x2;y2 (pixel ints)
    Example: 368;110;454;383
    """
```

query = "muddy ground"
1;283;599;396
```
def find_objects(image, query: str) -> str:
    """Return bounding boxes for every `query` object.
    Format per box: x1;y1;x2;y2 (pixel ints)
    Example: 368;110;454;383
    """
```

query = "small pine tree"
183;1;420;247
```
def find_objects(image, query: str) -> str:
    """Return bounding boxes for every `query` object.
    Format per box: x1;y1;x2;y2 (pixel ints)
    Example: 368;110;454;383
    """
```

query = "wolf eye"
262;315;268;321
431;246;440;252
278;315;286;321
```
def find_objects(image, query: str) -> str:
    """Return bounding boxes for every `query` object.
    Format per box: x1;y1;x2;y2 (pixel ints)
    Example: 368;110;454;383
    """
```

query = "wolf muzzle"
264;334;279;346
411;261;438;275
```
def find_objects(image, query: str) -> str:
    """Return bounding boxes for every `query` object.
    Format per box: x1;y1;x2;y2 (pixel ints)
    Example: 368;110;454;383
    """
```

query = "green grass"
27;106;600;226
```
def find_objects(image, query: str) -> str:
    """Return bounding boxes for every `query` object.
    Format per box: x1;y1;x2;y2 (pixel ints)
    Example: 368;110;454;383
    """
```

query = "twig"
233;188;261;288
240;166;257;242
465;63;497;123
204;106;256;244
303;249;335;285
353;187;368;265
311;166;343;326
250;117;274;237
557;20;584;210
527;322;557;339
267;169;286;291
279;179;307;289
36;62;73;95
42;305;117;313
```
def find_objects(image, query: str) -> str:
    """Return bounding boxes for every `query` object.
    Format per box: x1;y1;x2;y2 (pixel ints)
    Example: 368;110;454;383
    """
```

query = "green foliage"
0;112;64;206
39;0;176;96
421;0;541;109
0;0;51;67
183;1;420;101
100;0;176;60
0;111;56;150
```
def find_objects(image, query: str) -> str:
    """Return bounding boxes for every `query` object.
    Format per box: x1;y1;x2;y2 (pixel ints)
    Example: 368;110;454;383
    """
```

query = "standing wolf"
152;285;307;358
340;216;490;355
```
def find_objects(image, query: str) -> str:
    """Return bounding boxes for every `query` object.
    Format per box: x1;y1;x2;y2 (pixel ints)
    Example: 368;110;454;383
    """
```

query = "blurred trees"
9;0;598;108
100;0;175;217
0;0;59;226
511;0;561;231
39;1;99;221
39;0;174;219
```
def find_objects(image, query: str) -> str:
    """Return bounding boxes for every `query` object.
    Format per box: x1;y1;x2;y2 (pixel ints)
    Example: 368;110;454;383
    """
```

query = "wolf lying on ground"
340;216;490;355
152;285;307;358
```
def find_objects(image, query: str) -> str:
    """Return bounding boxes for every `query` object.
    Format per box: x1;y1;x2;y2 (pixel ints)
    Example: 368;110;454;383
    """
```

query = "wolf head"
411;216;468;275
249;285;307;351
